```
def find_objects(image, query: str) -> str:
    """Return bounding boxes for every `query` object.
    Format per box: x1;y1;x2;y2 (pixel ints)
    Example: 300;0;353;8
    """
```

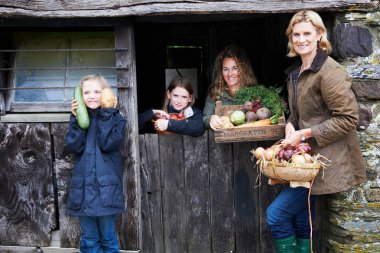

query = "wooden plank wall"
0;123;55;246
0;53;5;115
140;131;327;253
0;124;327;252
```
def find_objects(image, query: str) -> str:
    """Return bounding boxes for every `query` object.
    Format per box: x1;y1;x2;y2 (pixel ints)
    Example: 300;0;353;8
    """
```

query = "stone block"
365;188;380;202
357;102;372;130
332;23;373;59
352;79;380;100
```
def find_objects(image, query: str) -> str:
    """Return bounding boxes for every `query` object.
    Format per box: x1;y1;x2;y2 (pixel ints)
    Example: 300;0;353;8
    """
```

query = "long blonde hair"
286;10;332;57
209;44;257;101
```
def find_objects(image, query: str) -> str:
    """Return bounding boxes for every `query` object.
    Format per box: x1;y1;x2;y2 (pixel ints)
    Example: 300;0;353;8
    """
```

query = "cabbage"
230;110;246;125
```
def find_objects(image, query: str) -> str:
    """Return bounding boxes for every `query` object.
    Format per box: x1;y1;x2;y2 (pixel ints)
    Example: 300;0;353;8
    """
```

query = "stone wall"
329;10;380;253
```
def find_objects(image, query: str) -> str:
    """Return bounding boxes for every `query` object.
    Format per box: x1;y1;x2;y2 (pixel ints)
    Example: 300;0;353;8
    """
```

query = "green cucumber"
74;86;90;129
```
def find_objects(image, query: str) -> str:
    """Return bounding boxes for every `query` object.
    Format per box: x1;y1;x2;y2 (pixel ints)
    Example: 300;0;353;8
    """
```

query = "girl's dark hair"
162;76;194;110
209;44;258;101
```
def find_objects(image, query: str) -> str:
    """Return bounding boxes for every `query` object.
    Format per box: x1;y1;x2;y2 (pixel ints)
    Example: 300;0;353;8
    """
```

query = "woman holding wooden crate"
266;10;366;253
203;44;258;129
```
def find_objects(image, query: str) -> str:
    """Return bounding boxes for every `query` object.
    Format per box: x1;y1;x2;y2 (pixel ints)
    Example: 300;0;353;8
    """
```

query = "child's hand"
153;109;169;119
71;97;78;116
155;119;169;131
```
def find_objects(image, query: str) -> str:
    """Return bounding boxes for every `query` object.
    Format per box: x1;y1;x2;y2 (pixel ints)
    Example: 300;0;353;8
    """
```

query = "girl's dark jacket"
66;108;126;216
285;48;366;195
139;103;205;137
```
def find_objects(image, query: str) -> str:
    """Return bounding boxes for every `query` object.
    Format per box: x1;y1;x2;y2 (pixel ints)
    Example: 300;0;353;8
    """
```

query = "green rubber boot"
297;238;311;253
273;236;298;253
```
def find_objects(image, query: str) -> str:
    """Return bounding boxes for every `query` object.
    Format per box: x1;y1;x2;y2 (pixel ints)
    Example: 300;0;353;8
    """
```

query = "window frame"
4;30;117;113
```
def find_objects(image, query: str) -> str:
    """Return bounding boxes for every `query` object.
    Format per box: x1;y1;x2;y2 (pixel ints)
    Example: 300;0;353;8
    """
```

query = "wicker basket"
260;161;320;188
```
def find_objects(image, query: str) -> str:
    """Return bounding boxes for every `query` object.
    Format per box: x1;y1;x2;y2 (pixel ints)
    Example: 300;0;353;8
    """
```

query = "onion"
253;147;265;160
304;153;313;163
291;154;306;164
278;149;284;160
297;143;312;154
283;148;294;161
264;148;275;161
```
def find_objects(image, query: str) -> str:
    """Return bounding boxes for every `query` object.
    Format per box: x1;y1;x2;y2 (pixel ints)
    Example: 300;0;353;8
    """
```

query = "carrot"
235;118;271;128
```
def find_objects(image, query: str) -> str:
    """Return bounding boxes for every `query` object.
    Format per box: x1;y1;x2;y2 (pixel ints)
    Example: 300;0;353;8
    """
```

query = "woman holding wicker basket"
266;10;366;253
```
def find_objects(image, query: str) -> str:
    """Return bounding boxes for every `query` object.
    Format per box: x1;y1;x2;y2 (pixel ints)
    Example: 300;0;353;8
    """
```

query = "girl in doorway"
66;74;126;252
138;76;205;137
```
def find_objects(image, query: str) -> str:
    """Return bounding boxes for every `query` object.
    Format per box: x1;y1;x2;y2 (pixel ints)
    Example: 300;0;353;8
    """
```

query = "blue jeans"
267;187;317;239
79;215;120;253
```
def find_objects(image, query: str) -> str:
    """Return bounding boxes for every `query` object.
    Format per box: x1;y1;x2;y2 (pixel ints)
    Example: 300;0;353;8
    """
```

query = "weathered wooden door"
139;131;327;253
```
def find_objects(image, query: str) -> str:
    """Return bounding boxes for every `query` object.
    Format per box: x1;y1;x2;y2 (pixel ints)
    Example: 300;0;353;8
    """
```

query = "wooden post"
0;52;5;115
115;25;141;250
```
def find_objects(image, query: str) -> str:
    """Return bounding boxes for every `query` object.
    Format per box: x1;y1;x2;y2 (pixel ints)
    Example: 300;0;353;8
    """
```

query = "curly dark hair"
209;44;258;101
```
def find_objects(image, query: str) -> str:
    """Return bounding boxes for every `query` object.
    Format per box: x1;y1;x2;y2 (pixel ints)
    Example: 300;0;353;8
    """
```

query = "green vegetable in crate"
230;110;246;125
233;85;287;124
74;86;90;129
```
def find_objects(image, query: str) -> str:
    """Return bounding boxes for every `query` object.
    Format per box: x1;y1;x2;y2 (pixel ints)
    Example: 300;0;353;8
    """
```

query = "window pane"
66;34;117;100
11;31;116;110
13;36;67;102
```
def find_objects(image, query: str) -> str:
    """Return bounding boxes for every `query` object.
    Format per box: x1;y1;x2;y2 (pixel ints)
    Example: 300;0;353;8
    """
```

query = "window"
5;31;116;112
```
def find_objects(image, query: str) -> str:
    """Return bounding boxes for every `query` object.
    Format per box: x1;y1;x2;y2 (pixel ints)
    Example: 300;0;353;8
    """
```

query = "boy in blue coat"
66;74;126;252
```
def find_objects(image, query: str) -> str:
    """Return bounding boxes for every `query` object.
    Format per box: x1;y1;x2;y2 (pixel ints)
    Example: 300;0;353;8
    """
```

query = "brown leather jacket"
285;49;366;195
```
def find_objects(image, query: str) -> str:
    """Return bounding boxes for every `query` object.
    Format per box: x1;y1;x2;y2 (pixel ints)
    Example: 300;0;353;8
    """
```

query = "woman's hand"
71;97;78;116
210;114;223;130
153;109;170;119
282;130;303;148
155;119;169;131
281;123;312;148
281;123;297;148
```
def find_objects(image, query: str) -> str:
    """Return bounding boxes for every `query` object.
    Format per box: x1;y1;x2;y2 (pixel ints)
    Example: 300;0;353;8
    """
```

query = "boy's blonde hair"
80;74;110;89
286;10;332;57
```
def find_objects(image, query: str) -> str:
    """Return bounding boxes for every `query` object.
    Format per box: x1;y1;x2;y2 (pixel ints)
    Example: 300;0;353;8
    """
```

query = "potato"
220;116;231;124
222;122;235;129
100;88;116;108
223;110;235;117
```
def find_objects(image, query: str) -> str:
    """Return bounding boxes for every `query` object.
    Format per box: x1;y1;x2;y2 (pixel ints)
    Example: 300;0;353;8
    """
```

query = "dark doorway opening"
134;13;333;133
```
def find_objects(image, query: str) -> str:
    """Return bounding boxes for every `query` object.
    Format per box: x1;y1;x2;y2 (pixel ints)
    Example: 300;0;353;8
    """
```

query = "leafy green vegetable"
233;85;287;124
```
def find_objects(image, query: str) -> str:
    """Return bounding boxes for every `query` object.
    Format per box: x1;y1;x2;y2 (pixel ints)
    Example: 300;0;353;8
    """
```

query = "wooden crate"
214;101;285;143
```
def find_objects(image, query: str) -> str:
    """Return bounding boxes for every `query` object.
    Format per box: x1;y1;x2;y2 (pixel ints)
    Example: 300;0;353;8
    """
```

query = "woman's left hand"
155;119;169;131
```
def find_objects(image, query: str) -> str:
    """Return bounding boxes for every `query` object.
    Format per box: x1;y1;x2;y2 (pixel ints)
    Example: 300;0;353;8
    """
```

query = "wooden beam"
115;25;141;250
0;52;4;115
0;0;376;18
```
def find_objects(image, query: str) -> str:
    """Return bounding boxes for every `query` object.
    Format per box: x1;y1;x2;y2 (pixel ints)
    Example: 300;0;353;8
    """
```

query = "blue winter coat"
65;108;126;217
